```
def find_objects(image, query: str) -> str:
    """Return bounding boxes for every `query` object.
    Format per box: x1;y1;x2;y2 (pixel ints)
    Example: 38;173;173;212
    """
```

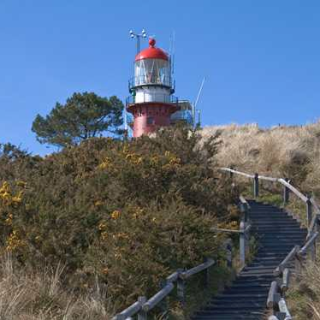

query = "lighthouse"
126;38;179;137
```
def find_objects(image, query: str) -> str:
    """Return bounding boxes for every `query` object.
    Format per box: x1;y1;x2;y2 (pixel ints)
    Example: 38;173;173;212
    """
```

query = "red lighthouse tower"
127;38;178;137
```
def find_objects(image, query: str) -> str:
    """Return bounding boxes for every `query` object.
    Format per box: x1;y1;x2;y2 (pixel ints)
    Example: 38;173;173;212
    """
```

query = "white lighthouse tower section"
135;87;171;103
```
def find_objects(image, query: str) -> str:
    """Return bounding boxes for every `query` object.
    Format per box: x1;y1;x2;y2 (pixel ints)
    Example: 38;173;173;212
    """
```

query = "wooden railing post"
224;238;233;268
158;280;169;319
240;221;246;265
307;196;313;227
240;200;248;223
204;258;210;288
177;270;185;307
294;250;302;283
283;178;290;205
229;167;234;180
310;238;316;262
254;173;259;198
137;296;148;320
245;225;250;257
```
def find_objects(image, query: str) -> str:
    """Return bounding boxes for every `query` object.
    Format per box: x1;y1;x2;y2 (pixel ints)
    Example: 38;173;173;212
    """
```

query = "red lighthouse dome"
135;38;169;61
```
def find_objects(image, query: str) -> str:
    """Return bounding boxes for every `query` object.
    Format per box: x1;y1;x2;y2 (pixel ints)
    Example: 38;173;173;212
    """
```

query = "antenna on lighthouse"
193;77;206;128
169;31;176;75
129;29;147;54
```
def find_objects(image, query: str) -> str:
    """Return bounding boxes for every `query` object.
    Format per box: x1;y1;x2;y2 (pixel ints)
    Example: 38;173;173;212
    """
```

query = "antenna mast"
193;77;206;127
129;29;147;54
169;31;176;75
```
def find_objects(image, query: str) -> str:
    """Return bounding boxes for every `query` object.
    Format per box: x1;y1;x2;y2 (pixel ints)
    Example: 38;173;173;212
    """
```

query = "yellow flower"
6;230;25;251
98;157;113;170
111;210;121;220
1;192;10;199
98;222;107;231
0;182;10;194
4;213;13;226
16;181;27;188
94;200;103;207
12;194;22;204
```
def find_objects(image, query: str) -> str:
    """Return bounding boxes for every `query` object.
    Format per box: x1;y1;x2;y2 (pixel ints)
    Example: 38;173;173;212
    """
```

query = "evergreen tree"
32;92;124;147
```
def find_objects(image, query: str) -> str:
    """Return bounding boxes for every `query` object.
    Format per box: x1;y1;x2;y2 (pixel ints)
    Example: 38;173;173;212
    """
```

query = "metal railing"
221;167;320;320
126;94;179;107
129;75;174;90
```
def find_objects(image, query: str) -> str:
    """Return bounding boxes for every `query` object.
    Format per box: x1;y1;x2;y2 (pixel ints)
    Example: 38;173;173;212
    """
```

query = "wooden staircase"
192;200;307;320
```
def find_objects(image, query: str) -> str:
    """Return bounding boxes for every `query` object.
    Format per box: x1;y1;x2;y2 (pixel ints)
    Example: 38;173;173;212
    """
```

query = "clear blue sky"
1;0;320;154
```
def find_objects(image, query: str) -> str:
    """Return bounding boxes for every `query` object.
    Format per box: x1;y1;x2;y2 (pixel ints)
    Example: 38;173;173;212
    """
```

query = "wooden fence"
221;167;320;320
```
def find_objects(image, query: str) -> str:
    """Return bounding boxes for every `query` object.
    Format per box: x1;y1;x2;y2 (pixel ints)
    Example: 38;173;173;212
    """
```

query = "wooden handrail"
220;167;255;179
211;225;251;234
257;174;278;182
113;300;143;320
222;167;312;204
307;214;320;238
278;298;292;320
269;231;319;318
310;197;320;214
281;268;290;292
180;259;215;280
267;281;280;308
166;271;179;283
299;232;319;255
274;245;299;276
142;283;174;312
239;195;251;209
277;178;308;203
112;258;216;319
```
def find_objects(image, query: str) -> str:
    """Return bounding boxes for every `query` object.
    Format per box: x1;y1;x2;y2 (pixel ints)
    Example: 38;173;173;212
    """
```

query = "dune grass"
0;254;112;320
203;121;320;319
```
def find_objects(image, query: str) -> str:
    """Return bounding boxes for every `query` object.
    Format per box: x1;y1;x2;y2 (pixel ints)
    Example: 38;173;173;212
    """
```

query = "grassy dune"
203;122;320;319
202;122;320;196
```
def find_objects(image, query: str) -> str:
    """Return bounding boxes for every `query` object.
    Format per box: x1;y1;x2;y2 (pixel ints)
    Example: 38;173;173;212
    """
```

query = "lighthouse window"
135;59;171;87
147;117;154;125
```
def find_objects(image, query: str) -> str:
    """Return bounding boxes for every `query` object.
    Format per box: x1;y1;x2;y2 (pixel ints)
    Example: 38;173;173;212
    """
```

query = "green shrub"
0;127;238;310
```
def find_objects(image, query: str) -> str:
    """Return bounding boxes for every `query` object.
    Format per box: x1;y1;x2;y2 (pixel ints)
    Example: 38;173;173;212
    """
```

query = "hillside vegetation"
202;122;320;196
0;127;237;319
203;122;320;319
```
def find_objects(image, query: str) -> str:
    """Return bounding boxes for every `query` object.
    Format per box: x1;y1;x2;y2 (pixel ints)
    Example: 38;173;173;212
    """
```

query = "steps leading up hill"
192;200;307;320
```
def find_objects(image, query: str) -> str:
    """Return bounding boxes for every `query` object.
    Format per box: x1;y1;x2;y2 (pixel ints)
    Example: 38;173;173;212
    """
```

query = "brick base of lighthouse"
127;102;178;138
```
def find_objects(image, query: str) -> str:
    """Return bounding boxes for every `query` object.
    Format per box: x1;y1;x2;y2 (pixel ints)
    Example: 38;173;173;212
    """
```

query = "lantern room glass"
134;59;172;87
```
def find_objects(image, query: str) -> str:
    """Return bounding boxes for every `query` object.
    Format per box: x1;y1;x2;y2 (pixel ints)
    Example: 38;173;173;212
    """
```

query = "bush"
0;127;237;312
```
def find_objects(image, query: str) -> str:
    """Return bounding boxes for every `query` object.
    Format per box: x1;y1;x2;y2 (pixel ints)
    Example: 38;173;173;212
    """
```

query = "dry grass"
202;122;320;319
0;254;112;320
202;121;320;196
287;259;320;320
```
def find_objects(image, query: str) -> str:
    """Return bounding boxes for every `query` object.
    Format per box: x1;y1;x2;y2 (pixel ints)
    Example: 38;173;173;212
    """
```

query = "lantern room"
133;38;172;89
128;38;175;105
